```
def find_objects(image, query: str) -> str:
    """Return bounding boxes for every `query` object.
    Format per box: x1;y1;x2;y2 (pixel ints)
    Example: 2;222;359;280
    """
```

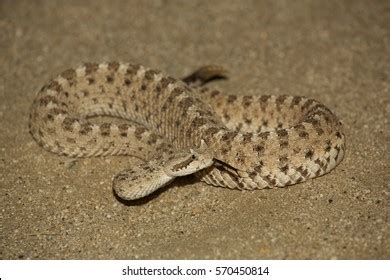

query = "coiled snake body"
29;62;345;200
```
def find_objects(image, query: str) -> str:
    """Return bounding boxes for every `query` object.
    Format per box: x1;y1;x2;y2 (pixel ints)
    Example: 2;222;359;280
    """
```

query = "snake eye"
191;154;196;160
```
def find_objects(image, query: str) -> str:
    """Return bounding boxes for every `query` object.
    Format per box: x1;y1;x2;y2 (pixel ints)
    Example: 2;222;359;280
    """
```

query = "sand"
0;0;388;259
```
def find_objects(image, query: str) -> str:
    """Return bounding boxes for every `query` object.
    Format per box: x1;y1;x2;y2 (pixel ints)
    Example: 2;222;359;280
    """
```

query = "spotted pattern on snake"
29;62;345;200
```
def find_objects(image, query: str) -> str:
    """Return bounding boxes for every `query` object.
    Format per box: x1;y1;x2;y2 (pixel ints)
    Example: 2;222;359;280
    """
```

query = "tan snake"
29;62;345;200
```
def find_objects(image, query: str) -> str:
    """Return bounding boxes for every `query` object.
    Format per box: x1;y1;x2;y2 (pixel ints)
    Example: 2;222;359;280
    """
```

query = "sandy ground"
0;0;389;259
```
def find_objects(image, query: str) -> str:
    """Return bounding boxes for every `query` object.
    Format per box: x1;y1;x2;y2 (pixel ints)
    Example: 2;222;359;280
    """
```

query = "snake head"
164;139;214;177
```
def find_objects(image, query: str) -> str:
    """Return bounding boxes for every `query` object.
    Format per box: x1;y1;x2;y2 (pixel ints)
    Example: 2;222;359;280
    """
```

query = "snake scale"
29;62;345;200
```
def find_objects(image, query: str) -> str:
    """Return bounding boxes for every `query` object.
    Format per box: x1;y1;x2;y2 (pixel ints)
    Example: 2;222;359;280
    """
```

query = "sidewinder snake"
29;62;345;200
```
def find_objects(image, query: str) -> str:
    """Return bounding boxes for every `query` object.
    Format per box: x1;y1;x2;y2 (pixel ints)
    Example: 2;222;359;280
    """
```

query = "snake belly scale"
29;62;345;200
